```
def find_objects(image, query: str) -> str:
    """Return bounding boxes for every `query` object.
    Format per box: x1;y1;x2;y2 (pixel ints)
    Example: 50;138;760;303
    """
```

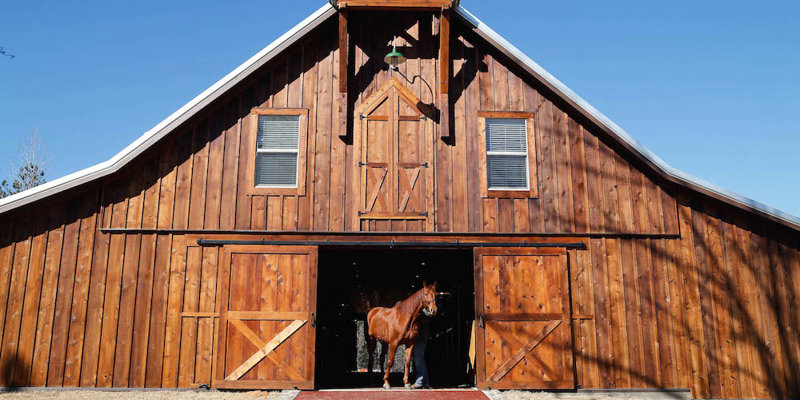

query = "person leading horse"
366;281;438;389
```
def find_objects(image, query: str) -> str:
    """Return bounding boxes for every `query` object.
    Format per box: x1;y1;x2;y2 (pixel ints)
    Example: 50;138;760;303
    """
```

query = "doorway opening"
314;247;475;389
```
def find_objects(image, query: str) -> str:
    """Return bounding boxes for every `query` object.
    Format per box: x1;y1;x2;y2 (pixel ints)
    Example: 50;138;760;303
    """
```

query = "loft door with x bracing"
356;77;433;223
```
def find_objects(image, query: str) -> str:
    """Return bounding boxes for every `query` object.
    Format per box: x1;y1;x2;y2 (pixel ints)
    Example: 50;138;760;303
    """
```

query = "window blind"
485;118;528;190
255;115;300;187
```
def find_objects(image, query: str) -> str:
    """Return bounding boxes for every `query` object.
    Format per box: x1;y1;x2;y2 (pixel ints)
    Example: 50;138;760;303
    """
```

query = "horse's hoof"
404;384;412;389
383;383;391;390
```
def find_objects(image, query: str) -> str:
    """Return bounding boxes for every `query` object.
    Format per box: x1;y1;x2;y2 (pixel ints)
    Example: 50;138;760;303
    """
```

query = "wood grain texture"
0;14;794;400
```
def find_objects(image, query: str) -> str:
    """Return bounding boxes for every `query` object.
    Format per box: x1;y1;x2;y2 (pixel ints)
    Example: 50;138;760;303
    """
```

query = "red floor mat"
295;390;489;400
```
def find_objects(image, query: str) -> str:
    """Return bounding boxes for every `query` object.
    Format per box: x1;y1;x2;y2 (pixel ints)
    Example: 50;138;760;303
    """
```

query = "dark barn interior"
315;248;475;389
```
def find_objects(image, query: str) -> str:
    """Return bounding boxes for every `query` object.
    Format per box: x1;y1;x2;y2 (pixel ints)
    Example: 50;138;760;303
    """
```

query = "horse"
366;281;438;389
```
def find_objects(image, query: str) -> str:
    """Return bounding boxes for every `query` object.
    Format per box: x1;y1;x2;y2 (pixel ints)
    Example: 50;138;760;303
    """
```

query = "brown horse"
366;282;438;389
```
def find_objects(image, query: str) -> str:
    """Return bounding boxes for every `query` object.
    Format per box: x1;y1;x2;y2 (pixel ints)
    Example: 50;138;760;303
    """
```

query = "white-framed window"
477;111;538;198
255;114;301;188
485;117;530;191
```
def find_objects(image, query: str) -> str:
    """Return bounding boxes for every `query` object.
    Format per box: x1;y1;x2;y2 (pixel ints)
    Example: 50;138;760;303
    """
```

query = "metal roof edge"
454;5;800;232
0;3;336;215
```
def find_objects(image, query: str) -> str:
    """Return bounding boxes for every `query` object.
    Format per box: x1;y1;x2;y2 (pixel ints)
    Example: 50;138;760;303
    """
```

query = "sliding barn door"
474;247;574;389
214;245;318;390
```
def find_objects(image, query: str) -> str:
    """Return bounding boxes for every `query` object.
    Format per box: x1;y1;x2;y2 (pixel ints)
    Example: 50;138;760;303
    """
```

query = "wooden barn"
0;1;798;398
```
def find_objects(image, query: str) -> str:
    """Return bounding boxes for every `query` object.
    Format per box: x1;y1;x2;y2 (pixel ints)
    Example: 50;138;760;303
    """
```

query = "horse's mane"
395;288;424;316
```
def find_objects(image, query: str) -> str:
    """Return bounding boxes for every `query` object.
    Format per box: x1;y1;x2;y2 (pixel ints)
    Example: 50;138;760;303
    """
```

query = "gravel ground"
0;389;293;400
484;390;691;400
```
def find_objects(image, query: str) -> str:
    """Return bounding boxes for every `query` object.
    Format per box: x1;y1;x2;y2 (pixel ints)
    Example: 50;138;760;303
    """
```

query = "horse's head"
421;281;438;317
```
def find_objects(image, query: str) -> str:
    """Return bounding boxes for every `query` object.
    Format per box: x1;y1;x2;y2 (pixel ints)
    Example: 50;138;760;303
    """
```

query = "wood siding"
0;11;797;399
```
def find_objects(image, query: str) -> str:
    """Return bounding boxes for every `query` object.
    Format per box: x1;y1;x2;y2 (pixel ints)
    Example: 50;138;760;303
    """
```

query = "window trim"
477;111;538;198
246;108;309;196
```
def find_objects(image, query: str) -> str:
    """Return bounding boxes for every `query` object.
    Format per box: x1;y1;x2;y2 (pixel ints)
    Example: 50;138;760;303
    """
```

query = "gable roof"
1;2;798;232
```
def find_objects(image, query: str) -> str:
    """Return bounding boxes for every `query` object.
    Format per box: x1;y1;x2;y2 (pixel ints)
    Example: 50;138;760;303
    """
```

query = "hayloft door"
473;247;575;389
214;245;318;389
356;77;432;222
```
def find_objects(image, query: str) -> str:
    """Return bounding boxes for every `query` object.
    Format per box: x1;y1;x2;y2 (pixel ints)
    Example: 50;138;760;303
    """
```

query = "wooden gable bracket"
337;6;349;139
439;5;450;139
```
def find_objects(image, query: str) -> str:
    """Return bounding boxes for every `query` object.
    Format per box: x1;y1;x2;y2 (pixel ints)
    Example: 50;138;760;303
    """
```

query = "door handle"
478;314;484;328
310;312;316;327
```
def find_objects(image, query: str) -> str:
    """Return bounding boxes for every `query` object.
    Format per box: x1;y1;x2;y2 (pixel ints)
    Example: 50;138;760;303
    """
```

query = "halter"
421;290;436;317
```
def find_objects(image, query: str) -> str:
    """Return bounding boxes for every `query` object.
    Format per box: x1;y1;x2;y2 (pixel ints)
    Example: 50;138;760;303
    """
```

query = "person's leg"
413;339;428;387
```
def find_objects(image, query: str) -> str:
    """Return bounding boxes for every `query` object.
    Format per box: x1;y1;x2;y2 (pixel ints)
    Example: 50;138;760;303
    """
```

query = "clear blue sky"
1;1;798;216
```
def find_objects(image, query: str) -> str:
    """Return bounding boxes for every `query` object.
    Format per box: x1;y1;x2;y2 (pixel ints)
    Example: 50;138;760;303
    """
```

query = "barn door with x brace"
474;247;575;389
355;77;433;222
214;245;318;389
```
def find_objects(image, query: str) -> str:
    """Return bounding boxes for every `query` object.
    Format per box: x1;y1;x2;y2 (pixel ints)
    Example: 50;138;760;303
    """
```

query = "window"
247;108;308;195
256;115;300;187
478;111;537;198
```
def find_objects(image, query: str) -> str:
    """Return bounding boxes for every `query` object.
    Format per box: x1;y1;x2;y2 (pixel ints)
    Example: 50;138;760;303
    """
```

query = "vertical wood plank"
0;217;31;386
538;101;558;232
29;209;65;386
569;120;589;233
194;247;218;385
112;232;143;387
313;39;333;231
605;238;631;387
329;42;346;232
172;131;194;230
177;247;201;387
46;205;83;386
144;234;173;387
128;233;158;387
465;38;481;232
591;239;613;387
63;210;99;386
161;235;187;387
451;35;468;232
235;91;254;231
204;111;226;230
691;208;722;398
583;130;603;234
13;220;48;387
677;197;708;398
188;123;210;231
553;109;574;232
219;100;241;230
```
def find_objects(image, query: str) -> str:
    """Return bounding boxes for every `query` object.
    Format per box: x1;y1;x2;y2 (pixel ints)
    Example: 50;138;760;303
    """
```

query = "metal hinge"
420;162;428;168
359;161;367;167
358;211;366;216
478;314;484;328
310;312;316;327
360;114;366;120
421;115;427;120
419;212;429;217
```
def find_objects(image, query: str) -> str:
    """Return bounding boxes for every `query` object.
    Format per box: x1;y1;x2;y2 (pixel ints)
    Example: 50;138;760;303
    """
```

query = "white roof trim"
0;3;336;215
1;2;798;232
454;6;800;231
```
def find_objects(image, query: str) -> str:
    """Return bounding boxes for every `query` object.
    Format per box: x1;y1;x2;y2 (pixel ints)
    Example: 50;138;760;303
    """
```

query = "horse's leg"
379;342;387;375
383;342;398;389
367;335;376;383
403;343;415;388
